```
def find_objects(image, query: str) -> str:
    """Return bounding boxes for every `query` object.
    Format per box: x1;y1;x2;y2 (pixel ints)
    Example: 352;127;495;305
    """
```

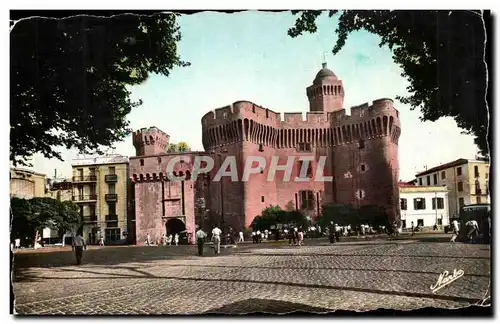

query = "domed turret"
306;62;344;113
314;63;338;83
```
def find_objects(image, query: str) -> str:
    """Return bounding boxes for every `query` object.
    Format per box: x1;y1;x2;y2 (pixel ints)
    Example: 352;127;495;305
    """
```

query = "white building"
399;184;450;229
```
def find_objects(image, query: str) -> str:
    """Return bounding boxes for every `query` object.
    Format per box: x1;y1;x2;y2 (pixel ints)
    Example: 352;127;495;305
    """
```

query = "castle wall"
129;152;211;244
201;98;401;228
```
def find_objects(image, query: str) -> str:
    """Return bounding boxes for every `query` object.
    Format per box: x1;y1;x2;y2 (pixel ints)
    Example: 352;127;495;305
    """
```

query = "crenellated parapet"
201;97;401;151
132;126;170;157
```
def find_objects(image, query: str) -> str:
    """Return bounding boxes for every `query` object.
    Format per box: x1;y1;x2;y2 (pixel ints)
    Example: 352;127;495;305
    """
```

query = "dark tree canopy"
251;205;308;230
10;13;189;166
10;197;81;244
289;10;490;156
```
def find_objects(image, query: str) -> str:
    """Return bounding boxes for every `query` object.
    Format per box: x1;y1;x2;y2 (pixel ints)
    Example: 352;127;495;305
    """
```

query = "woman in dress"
297;227;304;246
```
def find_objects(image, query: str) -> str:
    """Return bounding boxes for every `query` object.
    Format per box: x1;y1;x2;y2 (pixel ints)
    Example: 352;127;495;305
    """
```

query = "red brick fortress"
129;63;401;244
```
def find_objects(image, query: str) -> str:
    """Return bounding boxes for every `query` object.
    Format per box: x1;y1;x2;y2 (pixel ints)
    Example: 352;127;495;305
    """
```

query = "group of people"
195;224;223;256
450;218;481;243
145;233;180;246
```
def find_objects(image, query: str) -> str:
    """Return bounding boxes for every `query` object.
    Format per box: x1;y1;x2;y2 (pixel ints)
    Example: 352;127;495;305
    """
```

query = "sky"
30;11;480;181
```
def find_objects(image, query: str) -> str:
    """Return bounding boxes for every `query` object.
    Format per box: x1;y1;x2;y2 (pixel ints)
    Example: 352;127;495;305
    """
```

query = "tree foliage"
288;10;490;156
10;13;189;166
167;141;191;153
251;205;308;230
317;204;389;229
10;197;81;243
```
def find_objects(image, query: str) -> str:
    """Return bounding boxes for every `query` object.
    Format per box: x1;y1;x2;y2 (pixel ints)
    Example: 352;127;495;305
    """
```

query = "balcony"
83;215;98;224
73;194;98;202
105;174;118;182
105;194;118;202
73;175;97;182
105;214;118;222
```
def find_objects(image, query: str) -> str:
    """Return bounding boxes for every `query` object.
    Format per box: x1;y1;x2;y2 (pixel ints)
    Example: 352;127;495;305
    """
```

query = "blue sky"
31;11;479;181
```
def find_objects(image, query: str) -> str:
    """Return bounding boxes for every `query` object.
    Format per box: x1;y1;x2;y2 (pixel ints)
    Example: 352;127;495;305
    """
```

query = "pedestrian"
466;219;479;243
256;230;261;243
167;234;173;246
238;231;244;243
146;233;151;246
251;231;256;243
14;238;20;249
450;219;459;242
72;232;87;265
261;231;265;242
328;222;335;244
174;233;179;246
195;227;207;256
334;224;340;242
212;224;222;255
411;221;415;236
162;233;167;246
297;227;304;246
288;228;296;246
99;235;105;247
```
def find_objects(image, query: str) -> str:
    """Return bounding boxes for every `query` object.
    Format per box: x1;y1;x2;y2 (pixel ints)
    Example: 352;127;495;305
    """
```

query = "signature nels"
430;269;464;293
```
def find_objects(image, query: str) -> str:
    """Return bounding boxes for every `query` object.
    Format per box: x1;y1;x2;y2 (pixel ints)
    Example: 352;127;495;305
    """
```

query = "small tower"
132;126;170;157
306;61;345;113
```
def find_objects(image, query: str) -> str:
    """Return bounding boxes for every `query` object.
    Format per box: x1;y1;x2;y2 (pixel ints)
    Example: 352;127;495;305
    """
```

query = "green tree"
10;14;189;166
357;204;389;228
288;10;490;156
318;204;358;228
52;200;81;240
177;141;191;152
167;142;191;153
10;197;82;246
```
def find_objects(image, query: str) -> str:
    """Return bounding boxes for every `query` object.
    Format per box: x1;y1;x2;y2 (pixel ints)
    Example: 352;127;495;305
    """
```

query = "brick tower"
306;62;345;113
132;127;170;156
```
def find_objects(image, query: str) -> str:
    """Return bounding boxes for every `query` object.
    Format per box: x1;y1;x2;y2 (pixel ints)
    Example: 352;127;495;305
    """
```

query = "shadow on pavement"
203;298;334;314
13;245;223;269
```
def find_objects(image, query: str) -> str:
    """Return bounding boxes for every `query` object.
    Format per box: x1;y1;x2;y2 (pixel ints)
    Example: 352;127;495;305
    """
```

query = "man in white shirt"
251;231;256;243
212;225;222;255
450;219;460;242
14;238;20;249
195;227;207;256
72;232;87;265
238;231;244;243
256;230;261;243
466;219;479;243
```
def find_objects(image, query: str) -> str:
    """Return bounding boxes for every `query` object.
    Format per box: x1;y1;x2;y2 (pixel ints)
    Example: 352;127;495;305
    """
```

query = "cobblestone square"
12;239;491;315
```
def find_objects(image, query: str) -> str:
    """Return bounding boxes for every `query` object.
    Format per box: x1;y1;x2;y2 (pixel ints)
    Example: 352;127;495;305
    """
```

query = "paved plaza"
12;238;491;315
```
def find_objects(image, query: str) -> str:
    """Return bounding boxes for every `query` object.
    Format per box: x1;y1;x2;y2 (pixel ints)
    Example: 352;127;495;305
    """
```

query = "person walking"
334;224;340;242
174;233;179;246
256;230;261;243
238;231;244;243
212;225;222;255
195;227;207;256
14;238;20;249
146;233;151;246
99;235;105;247
167;234;173;246
328;222;335;244
72;232;87;265
288;228;296;246
466;219;479;243
251;231;256;244
297;227;304;246
450;219;459;243
411;221;415;236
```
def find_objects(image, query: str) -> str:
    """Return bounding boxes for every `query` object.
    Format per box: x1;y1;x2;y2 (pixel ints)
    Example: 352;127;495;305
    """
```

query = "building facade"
10;168;46;199
415;158;490;218
72;155;129;244
399;183;449;229
130;63;402;244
